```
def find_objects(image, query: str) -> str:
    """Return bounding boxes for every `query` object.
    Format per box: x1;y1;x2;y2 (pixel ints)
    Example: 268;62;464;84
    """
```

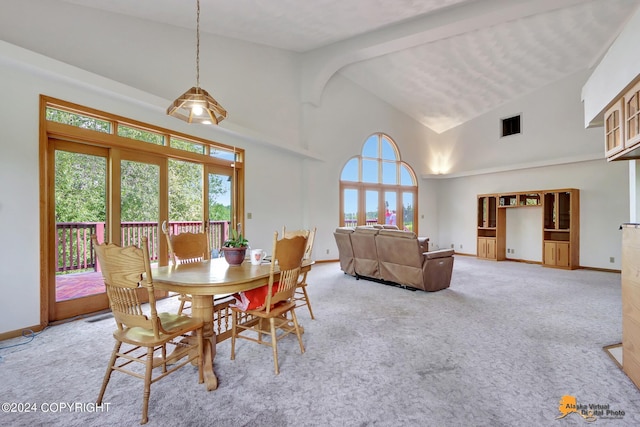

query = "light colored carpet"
1;257;640;426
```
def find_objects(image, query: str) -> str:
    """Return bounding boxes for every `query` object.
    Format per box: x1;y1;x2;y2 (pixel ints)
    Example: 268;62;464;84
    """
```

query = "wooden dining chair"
230;231;307;374
162;221;210;314
282;226;316;319
92;235;204;425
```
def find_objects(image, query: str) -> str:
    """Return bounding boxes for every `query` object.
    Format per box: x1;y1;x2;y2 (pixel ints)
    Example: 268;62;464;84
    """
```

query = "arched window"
340;133;418;232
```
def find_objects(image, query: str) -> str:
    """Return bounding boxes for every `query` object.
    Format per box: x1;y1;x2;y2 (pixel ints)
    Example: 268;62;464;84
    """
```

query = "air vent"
501;115;521;137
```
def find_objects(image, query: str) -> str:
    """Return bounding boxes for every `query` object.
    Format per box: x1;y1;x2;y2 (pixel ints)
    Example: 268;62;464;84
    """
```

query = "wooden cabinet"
542;189;579;269
605;76;640;161
477;195;497;260
625;80;640;149
605;99;624;157
478;237;496;259
543;241;569;267
476;189;579;268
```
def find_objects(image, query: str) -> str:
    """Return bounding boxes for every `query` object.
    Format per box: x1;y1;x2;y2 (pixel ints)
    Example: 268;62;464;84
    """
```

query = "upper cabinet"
605;99;624;158
605;76;640;161
625;80;640;149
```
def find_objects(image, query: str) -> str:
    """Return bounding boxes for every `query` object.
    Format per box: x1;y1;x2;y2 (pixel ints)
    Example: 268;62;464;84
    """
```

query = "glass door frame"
47;140;110;321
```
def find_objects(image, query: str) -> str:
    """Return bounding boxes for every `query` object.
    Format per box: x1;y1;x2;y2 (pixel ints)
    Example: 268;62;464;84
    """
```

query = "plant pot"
223;247;247;266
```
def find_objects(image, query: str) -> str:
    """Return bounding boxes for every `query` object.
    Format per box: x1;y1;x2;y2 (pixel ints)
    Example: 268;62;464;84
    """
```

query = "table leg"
192;294;218;390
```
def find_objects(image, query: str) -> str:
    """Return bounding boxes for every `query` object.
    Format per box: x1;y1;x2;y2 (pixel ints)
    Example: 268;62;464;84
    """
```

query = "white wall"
434;160;628;269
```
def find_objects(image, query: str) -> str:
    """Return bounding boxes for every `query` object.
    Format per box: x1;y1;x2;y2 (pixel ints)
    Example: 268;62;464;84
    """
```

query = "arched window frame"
339;133;418;232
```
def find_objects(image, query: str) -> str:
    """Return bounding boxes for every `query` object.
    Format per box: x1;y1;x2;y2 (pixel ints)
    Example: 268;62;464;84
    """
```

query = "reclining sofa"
333;226;454;292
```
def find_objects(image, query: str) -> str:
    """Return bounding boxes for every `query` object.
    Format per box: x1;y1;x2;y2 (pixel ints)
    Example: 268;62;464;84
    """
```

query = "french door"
341;185;416;232
49;142;165;321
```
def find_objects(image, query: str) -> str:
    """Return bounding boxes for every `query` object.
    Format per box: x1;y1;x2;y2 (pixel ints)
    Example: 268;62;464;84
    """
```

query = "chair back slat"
282;226;316;261
163;222;210;265
92;235;158;335
266;233;306;310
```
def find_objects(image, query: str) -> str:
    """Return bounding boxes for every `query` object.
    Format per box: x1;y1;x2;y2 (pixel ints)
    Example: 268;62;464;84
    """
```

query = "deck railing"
55;221;231;273
344;219;380;227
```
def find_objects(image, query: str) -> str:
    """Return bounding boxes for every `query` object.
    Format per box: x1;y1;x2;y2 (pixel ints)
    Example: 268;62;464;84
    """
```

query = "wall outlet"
326;249;330;255
610;257;615;263
507;249;511;254
459;244;463;249
451;244;454;248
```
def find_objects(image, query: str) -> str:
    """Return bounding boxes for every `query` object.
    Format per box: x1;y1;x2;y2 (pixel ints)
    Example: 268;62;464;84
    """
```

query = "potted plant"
222;227;249;266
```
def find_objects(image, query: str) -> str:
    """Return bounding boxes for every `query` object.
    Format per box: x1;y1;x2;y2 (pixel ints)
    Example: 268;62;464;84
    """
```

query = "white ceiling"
59;0;640;133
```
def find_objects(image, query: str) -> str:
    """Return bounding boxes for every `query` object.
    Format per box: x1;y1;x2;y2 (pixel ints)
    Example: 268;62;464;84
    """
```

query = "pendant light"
167;0;227;125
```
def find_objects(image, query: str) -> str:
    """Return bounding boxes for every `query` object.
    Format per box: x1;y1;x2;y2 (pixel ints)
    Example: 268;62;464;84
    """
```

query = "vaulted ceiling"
60;0;639;133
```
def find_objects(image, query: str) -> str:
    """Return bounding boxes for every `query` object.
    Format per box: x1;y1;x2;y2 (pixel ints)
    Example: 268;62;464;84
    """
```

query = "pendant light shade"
167;0;227;125
167;86;227;125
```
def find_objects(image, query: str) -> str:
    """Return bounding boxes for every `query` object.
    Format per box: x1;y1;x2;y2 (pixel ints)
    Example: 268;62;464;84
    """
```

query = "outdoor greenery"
50;108;231;224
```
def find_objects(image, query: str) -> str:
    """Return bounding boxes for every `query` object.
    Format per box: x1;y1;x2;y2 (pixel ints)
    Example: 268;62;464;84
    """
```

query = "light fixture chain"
196;0;200;89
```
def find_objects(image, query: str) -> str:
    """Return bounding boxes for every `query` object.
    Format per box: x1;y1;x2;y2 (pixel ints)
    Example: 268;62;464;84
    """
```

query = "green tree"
55;151;106;222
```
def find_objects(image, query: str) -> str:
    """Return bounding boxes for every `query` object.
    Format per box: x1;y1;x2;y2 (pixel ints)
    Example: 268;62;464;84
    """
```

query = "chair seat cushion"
232;282;280;311
116;312;202;345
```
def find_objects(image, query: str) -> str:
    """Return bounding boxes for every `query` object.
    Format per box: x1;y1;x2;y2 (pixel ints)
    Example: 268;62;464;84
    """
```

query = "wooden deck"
56;271;105;301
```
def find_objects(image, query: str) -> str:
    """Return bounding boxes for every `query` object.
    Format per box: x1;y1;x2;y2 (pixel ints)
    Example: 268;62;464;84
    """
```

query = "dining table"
151;256;312;391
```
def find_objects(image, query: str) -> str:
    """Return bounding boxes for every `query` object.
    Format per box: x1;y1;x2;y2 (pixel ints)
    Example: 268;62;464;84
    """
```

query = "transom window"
340;133;418;232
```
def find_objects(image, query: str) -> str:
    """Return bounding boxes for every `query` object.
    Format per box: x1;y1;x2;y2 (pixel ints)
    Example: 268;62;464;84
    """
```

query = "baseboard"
581;266;621;273
0;323;45;341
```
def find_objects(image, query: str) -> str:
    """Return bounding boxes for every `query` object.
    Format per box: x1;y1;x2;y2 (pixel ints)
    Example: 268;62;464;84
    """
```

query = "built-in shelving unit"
477;195;498;260
476;188;579;269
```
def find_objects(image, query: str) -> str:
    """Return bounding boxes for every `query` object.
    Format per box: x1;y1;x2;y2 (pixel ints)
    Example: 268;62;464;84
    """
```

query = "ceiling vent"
501;115;521;138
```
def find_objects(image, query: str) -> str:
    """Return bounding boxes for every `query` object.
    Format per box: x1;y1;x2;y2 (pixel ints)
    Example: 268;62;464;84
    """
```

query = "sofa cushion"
334;227;355;234
351;227;381;278
373;224;400;230
377;229;416;239
334;227;355;276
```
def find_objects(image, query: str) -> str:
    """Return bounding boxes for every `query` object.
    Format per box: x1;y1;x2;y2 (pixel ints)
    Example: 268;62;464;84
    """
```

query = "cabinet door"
544;241;556;266
605;99;624;158
486;238;496;259
477;237;486;258
625;80;640;149
556;242;570;267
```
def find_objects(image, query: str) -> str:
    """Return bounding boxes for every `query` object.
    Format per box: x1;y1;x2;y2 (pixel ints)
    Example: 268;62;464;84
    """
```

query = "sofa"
333;226;454;292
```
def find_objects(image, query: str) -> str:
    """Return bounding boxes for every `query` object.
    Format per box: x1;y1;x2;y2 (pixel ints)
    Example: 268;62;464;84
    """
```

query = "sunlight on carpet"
604;343;623;369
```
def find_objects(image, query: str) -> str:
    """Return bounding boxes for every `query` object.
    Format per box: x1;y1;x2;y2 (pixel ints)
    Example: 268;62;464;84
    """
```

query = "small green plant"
222;228;248;248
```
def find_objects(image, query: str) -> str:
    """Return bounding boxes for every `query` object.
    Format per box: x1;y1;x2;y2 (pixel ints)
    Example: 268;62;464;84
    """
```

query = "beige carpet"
1;257;638;426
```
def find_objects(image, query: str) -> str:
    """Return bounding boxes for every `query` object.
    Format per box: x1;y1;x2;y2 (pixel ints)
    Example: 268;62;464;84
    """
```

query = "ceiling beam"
299;0;586;107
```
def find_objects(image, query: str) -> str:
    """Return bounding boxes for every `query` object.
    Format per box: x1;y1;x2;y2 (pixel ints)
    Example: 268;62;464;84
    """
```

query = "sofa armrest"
423;249;454;259
418;237;430;252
